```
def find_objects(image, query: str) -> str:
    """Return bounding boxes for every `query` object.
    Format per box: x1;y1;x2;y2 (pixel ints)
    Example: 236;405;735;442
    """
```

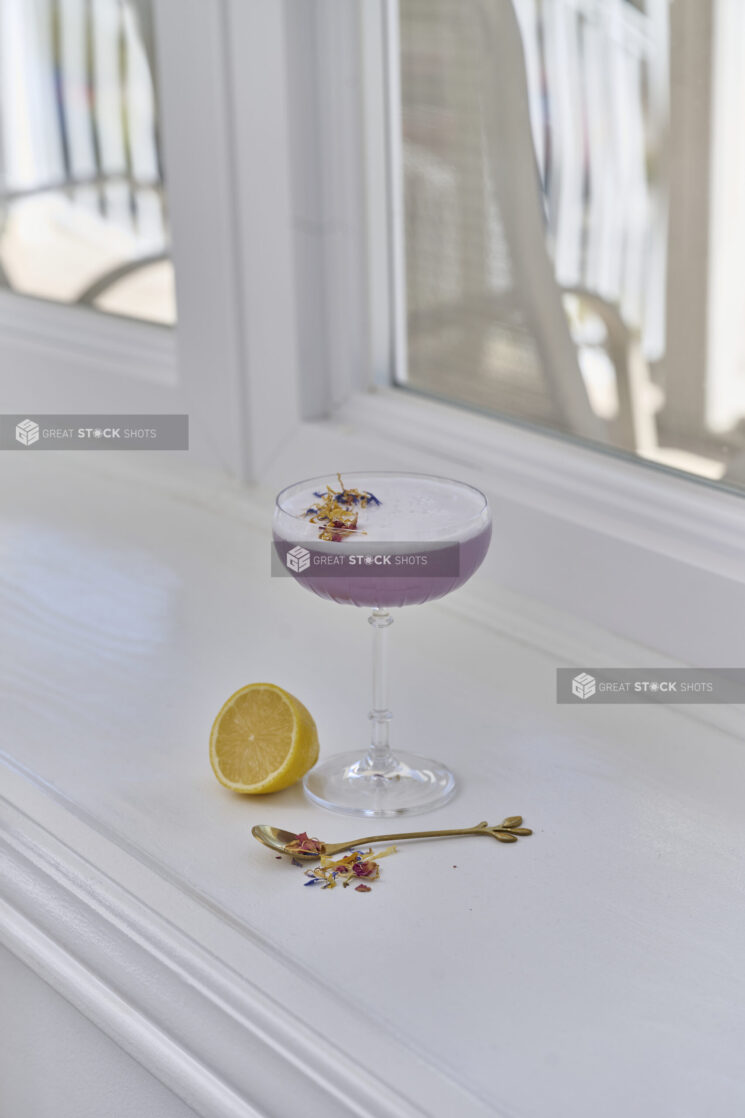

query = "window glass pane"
397;0;745;489
0;0;175;325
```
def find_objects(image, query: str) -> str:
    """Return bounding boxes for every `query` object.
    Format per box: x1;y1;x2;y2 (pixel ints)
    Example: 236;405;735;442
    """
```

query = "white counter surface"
1;454;744;1118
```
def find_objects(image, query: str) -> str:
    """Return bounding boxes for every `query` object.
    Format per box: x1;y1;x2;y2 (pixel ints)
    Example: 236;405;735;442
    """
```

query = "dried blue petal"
304;877;324;886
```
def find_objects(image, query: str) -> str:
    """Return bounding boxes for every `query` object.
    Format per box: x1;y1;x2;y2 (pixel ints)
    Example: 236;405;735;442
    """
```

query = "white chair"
400;0;669;451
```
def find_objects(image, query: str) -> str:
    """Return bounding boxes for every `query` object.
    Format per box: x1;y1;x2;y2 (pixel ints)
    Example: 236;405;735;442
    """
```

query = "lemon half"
209;683;319;794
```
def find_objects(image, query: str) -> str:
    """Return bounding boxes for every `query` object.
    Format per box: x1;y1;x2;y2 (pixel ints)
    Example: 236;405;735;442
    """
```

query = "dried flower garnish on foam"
304;473;381;542
301;846;397;892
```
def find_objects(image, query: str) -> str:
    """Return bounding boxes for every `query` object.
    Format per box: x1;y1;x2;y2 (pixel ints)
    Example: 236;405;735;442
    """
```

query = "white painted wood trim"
0;764;497;1118
381;0;408;386
334;388;745;581
154;0;301;479
284;1;375;417
705;0;745;432
361;0;397;387
219;0;300;473
0;288;176;385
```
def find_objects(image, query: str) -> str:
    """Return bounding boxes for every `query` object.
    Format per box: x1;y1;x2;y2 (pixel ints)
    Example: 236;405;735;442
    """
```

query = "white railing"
0;0;167;307
513;0;670;362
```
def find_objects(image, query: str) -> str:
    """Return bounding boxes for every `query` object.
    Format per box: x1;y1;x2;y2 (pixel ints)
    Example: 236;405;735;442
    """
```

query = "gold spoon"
252;817;532;861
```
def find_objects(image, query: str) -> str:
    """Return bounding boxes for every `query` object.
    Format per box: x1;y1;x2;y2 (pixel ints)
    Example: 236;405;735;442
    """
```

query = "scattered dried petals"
297;845;396;893
355;884;372;892
352;859;379;879
369;845;397;861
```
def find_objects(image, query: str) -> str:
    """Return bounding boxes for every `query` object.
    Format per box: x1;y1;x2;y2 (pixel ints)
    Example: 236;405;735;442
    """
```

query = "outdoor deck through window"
397;0;745;491
0;0;175;326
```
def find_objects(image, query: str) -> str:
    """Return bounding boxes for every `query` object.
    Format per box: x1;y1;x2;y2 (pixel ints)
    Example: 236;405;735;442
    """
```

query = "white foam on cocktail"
276;477;487;543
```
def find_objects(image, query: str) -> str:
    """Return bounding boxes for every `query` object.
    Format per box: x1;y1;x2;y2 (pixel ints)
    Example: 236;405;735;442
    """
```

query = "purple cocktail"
273;472;491;815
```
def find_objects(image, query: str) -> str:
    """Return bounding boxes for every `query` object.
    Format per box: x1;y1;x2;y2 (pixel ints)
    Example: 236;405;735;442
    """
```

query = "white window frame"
0;0;299;479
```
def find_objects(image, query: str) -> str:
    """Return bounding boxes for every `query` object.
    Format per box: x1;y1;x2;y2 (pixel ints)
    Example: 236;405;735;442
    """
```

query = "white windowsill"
1;451;744;1117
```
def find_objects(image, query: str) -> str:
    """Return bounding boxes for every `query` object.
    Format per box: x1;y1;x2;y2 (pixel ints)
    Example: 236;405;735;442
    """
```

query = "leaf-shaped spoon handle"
320;817;532;857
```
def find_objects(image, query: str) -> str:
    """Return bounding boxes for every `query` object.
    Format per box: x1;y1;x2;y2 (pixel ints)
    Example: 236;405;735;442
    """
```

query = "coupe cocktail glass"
273;472;491;816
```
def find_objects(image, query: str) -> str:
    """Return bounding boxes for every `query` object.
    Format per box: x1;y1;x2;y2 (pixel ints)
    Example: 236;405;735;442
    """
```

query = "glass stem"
366;608;394;770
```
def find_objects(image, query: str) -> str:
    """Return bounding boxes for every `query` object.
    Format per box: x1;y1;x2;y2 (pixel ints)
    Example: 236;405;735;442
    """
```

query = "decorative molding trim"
0;776;497;1118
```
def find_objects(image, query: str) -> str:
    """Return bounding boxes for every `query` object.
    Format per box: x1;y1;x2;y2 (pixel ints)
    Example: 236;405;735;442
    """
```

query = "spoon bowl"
252;825;317;857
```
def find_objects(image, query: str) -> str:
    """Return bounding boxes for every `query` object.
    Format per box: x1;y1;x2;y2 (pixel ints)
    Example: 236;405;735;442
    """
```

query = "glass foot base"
302;750;456;817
